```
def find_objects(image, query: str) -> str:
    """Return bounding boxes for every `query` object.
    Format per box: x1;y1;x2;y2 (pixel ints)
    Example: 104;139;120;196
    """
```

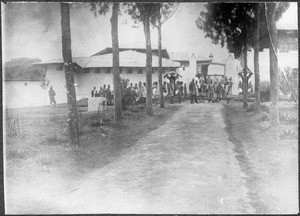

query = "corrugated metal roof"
83;50;180;68
34;57;89;68
169;52;210;62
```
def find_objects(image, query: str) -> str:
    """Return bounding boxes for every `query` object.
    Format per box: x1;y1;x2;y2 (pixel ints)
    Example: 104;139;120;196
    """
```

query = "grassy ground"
223;100;298;213
4;102;180;185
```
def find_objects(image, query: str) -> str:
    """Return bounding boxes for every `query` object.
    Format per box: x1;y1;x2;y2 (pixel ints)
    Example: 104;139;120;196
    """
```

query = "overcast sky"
2;2;297;63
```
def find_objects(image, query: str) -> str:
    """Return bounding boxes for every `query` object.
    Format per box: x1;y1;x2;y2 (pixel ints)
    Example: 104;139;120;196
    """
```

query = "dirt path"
52;102;256;214
6;101;297;214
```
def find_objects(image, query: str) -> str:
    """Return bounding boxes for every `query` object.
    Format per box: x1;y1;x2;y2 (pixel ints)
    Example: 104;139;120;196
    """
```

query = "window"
104;68;111;73
83;68;90;73
95;68;101;73
56;65;63;71
126;68;133;74
137;68;143;74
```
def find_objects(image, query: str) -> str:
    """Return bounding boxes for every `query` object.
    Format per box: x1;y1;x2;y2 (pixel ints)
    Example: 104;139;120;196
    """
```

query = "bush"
279;128;298;139
279;67;298;98
121;78;138;110
6;148;25;160
260;103;270;113
279;111;298;125
246;103;255;112
260;81;270;102
128;104;145;112
257;112;269;122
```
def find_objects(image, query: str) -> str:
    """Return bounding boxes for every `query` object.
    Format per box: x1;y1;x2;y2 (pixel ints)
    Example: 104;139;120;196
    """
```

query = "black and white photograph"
2;1;298;214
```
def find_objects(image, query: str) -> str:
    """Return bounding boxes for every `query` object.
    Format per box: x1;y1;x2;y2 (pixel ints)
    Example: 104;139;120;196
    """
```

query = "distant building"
33;43;180;105
4;77;46;108
226;28;298;95
169;52;225;84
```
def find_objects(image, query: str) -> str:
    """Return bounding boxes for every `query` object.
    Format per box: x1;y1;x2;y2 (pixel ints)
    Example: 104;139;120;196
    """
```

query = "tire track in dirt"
223;104;270;214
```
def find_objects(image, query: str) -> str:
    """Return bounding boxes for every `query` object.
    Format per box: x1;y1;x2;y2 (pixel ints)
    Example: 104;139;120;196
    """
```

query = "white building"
33;44;180;105
225;28;298;95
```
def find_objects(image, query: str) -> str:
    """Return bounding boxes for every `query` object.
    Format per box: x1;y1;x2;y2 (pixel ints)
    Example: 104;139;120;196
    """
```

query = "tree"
152;3;179;108
196;3;289;111
4;58;45;81
127;3;160;116
253;3;261;113
266;2;279;126
60;2;80;145
110;3;122;124
89;2;122;124
196;3;256;108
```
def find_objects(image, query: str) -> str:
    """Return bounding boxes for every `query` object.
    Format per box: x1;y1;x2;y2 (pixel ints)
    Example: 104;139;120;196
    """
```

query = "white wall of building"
4;81;45;108
225;49;298;95
45;64;67;104
75;68;171;99
246;49;298;81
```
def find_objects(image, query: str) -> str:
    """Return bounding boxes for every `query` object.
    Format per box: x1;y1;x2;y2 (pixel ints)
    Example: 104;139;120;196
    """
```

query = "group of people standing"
189;74;233;104
91;84;113;105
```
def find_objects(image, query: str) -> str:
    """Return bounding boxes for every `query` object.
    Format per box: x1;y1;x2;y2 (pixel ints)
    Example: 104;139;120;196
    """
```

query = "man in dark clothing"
91;86;96;97
189;79;198;104
49;86;56;107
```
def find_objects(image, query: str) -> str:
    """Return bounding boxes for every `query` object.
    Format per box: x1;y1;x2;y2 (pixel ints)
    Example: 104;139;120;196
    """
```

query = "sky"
2;2;298;64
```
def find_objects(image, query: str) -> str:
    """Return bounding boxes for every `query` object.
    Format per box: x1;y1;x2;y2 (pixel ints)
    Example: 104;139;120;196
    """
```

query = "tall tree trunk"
254;3;261;113
143;18;153;116
158;12;164;108
110;3;122;124
242;31;248;108
61;2;80;145
267;3;279;126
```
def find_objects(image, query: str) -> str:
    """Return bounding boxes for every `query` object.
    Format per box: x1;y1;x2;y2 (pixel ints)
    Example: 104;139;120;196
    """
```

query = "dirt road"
6;102;298;214
57;102;256;214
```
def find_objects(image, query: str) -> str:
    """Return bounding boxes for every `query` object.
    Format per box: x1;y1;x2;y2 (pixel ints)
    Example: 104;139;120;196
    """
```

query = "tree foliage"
196;3;289;58
4;58;45;81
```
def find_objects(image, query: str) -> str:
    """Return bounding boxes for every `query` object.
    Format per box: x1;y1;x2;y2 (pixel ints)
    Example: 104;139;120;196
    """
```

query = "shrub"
279;128;298;139
128;104;145;112
6;148;25;160
121;78;138;110
260;81;270;102
279;67;298;98
260;103;270;113
257;112;269;122
45;132;68;144
246;103;255;112
279;111;298;125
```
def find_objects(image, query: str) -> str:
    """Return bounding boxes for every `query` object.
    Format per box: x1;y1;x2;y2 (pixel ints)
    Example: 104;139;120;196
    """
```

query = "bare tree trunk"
143;18;153;116
110;3;122;124
254;3;261;113
158;12;164;108
61;2;80;145
267;3;279;126
242;33;248;109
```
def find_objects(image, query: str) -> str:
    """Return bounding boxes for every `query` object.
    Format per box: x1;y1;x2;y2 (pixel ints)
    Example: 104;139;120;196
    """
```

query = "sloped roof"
92;42;169;59
34;57;90;68
169;52;210;62
85;50;180;68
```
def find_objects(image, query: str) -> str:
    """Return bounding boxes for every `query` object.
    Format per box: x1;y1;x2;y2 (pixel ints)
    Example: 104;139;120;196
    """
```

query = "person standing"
183;83;187;98
49;86;56;107
224;81;232;103
169;80;175;104
216;82;223;102
91;86;97;97
189;78;198;104
177;82;184;104
207;80;215;103
195;80;200;103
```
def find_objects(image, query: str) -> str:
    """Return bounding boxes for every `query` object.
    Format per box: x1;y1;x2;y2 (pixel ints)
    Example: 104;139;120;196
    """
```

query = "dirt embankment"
223;102;298;214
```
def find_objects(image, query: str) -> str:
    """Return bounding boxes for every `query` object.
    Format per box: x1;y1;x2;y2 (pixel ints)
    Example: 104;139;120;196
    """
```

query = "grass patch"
257;112;270;122
5;103;180;180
